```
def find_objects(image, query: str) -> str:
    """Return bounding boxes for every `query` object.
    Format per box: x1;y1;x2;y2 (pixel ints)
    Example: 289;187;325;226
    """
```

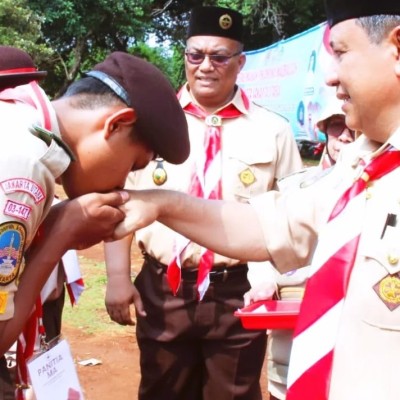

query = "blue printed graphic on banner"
238;22;336;143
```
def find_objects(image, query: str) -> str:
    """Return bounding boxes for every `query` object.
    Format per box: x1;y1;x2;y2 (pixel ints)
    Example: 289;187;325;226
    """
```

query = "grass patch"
302;157;320;167
62;256;133;335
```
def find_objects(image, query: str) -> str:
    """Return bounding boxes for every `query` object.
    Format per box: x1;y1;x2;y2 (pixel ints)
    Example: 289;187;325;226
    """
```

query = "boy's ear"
104;108;137;138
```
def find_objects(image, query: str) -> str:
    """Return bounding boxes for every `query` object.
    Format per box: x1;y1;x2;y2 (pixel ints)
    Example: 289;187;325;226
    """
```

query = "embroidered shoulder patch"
0;178;45;204
0;222;25;286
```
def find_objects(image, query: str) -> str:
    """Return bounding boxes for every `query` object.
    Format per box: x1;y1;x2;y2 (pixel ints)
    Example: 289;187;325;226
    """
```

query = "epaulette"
278;166;334;192
30;124;76;161
299;166;334;188
251;101;289;123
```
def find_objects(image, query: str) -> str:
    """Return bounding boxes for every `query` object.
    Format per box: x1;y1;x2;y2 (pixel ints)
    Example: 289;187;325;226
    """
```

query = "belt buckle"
222;268;228;283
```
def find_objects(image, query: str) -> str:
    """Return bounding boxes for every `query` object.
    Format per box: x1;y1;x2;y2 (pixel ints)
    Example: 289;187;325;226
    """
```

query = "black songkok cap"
187;6;243;42
325;0;400;27
86;52;189;165
0;46;47;90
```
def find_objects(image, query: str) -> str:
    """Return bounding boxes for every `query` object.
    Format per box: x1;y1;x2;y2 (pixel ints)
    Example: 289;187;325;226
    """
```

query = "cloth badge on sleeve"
0;178;45;204
4;200;32;221
0;222;25;286
0;292;8;314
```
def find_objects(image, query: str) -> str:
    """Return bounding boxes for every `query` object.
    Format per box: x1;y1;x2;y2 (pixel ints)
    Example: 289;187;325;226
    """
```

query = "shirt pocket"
358;227;400;330
225;152;275;202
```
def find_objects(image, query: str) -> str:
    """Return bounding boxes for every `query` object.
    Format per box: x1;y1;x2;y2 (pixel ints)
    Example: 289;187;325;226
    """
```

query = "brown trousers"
135;255;267;400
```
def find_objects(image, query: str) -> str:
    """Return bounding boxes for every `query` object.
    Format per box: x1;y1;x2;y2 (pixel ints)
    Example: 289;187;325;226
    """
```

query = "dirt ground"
64;242;269;400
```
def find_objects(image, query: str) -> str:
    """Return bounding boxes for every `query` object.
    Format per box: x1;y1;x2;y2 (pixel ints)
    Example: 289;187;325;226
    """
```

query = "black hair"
357;15;400;44
62;76;125;109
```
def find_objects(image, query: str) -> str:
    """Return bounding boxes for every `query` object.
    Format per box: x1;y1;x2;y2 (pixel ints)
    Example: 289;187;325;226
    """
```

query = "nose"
199;55;215;70
338;127;354;143
324;59;339;88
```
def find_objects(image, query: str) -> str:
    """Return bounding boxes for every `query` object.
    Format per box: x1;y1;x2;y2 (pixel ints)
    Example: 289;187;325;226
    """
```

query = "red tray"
234;300;301;330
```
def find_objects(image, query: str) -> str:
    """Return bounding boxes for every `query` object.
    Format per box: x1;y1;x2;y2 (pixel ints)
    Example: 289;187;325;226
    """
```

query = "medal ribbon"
167;90;248;300
287;148;400;400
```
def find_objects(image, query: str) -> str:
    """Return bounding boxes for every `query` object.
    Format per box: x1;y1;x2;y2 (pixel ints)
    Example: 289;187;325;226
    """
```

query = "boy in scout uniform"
114;1;400;399
104;6;302;400
0;44;189;373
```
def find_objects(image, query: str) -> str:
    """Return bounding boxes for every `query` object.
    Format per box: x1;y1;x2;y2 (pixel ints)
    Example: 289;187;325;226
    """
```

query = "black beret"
0;46;47;90
325;0;400;27
187;6;243;42
86;52;189;165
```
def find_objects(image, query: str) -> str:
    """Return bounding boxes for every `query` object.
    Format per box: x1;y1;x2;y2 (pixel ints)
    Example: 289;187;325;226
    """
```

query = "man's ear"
104;108;137;138
238;53;247;72
390;26;400;76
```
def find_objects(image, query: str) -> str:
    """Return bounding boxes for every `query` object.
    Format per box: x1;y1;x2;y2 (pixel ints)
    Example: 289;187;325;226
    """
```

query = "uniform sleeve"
274;121;303;181
0;144;53;321
249;176;334;273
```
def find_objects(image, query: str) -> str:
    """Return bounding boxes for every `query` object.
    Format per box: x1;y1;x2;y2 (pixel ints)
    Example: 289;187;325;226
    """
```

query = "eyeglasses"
185;51;241;67
326;120;355;139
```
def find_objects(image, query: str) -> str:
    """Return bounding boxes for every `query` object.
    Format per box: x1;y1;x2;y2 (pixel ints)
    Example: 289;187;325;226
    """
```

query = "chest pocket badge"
373;273;400;311
239;168;256;187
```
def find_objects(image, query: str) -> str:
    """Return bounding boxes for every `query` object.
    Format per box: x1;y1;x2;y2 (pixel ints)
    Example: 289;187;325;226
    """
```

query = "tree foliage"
3;0;327;96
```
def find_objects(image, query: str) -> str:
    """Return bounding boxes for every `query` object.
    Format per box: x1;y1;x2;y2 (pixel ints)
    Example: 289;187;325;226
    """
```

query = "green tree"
0;0;53;67
28;0;157;97
17;0;326;96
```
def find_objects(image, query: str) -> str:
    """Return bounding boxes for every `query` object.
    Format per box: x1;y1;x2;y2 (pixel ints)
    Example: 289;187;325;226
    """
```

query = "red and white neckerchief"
0;81;52;130
286;148;400;400
167;89;249;300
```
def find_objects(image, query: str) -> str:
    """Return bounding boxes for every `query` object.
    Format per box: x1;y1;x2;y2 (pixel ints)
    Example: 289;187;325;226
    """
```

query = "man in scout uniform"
0;44;189;380
104;5;302;400
113;0;400;399
243;98;356;400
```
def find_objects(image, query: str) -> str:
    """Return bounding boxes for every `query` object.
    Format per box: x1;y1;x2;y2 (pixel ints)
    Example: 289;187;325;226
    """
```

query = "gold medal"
152;160;167;186
239;168;256;187
373;273;400;310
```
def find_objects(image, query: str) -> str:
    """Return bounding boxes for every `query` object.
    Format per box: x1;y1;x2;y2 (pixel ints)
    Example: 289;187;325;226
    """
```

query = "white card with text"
28;339;84;400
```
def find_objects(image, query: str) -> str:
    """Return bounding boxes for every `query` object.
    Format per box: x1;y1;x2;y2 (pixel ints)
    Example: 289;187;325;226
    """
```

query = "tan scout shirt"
0;93;70;321
250;131;400;399
128;84;303;267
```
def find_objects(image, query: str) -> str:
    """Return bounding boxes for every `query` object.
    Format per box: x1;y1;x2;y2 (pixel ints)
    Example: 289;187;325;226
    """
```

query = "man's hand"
243;282;277;307
112;190;160;239
43;191;129;251
105;277;146;325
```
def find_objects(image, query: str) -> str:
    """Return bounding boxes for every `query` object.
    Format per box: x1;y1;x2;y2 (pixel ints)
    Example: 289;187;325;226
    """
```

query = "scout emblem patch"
152;159;167;186
373;273;400;311
0;222;25;286
239;168;256;187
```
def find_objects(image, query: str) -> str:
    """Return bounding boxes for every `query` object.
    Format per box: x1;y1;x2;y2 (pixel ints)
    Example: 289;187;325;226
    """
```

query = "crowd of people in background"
2;1;400;400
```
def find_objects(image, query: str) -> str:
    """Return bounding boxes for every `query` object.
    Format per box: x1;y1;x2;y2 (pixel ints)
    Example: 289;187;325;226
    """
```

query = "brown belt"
144;253;248;283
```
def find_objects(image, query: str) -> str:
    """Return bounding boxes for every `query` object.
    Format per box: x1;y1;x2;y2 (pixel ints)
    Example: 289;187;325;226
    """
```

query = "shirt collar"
178;83;250;116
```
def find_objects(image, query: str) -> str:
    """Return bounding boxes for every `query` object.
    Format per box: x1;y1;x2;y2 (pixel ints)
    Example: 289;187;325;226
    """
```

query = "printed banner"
238;21;336;142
